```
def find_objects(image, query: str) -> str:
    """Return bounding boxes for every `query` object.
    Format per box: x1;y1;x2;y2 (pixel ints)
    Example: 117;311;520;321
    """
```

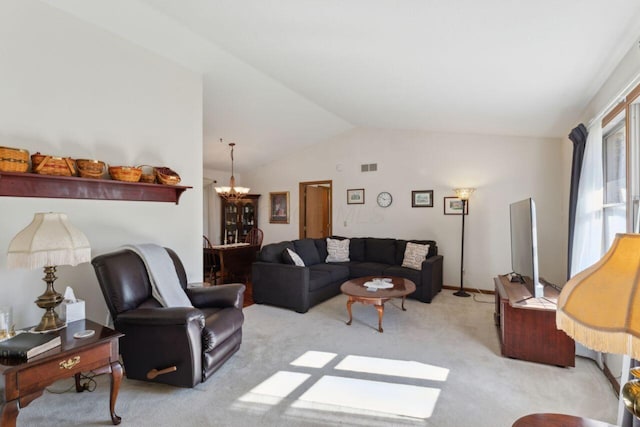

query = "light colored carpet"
17;291;618;426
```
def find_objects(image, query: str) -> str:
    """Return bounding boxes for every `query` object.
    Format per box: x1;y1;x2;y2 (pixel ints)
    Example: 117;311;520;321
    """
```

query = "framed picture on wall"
269;191;290;223
411;190;434;207
347;188;365;204
444;197;469;215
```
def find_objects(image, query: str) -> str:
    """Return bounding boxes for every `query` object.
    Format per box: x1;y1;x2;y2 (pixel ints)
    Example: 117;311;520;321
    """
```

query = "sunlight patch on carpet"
335;355;449;381
292;375;439;419
238;371;310;405
290;351;337;368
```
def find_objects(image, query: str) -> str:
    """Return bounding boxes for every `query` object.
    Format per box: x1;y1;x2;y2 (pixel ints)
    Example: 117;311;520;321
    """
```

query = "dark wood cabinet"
0;171;190;204
219;195;260;244
494;275;575;367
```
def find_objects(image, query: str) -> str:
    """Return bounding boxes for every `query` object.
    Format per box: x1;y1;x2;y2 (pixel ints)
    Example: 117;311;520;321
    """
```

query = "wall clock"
377;191;393;207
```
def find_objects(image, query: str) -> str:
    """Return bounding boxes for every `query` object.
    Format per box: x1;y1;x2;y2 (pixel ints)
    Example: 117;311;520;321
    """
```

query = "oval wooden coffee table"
340;276;416;333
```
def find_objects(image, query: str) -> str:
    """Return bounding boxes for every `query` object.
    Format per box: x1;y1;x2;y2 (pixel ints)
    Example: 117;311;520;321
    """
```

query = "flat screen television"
509;198;544;299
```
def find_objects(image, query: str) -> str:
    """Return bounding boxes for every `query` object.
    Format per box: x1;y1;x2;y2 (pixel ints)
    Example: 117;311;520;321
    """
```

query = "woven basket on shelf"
109;166;142;182
31;153;76;176
76;159;106;179
0;146;30;173
155;167;181;185
137;165;156;183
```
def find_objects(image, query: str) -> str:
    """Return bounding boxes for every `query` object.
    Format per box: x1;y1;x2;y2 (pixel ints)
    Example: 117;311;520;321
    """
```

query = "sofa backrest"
259;237;438;266
293;239;322;265
257;241;294;263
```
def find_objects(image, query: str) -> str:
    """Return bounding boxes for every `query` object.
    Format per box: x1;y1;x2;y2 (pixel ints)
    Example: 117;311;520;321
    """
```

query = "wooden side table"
0;319;123;426
513;413;616;426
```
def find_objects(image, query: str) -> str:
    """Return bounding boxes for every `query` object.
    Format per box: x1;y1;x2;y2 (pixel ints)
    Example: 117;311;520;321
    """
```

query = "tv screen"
509;198;544;299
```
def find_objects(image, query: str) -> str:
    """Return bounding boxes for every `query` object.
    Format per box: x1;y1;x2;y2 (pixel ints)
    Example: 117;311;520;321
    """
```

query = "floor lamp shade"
556;233;640;359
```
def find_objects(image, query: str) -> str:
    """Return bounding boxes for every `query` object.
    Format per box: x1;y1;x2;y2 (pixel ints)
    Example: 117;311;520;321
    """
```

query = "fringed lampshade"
7;212;91;331
557;233;640;418
556;233;640;358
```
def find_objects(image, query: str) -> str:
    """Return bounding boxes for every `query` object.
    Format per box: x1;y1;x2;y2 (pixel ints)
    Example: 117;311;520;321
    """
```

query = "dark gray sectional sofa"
252;237;443;313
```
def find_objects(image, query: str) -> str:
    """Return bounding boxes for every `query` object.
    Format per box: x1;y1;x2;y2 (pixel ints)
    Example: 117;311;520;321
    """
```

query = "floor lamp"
453;188;474;297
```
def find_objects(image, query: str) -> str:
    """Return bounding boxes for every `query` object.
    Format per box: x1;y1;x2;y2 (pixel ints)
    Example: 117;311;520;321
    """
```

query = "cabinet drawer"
17;343;112;393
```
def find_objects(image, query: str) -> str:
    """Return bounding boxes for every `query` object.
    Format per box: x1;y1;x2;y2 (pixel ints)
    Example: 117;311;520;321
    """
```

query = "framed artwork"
347;188;365;205
444;197;469;215
269;191;290;223
411;190;434;207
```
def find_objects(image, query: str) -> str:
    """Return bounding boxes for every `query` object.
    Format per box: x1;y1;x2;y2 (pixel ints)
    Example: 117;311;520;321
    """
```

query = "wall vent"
361;163;378;172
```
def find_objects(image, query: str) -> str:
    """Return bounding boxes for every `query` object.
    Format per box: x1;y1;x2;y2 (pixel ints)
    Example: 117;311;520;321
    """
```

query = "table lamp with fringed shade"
7;213;91;332
556;233;640;418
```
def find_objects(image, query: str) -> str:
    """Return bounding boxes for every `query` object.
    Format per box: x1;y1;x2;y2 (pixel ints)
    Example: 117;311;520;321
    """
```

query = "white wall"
0;1;202;329
245;127;565;291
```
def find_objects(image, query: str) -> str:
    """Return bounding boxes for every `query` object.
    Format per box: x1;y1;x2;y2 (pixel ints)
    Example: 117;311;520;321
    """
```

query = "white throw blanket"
122;244;193;308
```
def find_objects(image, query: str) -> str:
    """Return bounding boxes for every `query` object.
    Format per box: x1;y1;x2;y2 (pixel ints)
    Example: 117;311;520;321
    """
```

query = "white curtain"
570;120;604;365
570;120;604;276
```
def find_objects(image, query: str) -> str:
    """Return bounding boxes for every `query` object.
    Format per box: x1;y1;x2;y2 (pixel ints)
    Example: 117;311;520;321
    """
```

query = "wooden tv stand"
494;275;575;367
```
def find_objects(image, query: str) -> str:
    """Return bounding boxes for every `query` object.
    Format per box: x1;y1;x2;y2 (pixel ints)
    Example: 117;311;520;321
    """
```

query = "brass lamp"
556;233;640;418
7;212;91;331
453;187;474;297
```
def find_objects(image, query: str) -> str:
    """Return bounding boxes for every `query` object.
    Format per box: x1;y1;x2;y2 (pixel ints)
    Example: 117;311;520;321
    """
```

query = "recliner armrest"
116;307;205;327
186;283;246;310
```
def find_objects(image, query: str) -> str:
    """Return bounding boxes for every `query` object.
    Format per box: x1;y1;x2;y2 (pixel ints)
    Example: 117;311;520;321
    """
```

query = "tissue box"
59;299;85;323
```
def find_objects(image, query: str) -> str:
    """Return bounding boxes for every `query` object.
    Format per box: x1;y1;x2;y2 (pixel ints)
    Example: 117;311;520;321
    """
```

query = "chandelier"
215;140;250;202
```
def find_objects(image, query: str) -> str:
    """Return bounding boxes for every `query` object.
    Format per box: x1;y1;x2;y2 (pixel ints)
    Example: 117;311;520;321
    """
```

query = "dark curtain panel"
622;359;640;427
567;123;588;280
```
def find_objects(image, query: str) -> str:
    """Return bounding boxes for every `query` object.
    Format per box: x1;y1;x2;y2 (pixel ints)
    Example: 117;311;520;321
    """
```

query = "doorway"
299;180;332;239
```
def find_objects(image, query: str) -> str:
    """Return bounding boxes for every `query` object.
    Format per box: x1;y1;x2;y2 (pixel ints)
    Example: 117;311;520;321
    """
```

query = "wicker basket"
137;165;156;183
155;167;181;185
109;166;142;182
31;153;75;176
76;159;106;179
0;146;30;173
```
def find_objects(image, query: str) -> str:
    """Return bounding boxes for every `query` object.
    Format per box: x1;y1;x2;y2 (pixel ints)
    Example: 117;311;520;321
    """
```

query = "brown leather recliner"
92;247;245;388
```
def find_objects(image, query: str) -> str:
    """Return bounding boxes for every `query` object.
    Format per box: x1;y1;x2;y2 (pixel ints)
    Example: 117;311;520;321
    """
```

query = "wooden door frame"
299;180;332;239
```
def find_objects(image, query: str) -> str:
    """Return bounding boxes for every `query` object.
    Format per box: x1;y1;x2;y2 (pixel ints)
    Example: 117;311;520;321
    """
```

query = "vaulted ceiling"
44;0;640;171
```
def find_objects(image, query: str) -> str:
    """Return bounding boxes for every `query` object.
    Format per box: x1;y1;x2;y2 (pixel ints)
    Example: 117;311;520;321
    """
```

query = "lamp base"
34;308;65;332
33;266;66;332
454;290;471;297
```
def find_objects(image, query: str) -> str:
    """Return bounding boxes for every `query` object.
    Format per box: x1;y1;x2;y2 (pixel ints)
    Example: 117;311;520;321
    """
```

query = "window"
602;117;626;249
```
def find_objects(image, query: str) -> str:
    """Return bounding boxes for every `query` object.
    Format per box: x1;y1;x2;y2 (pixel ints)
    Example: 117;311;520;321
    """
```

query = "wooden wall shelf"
0;171;191;204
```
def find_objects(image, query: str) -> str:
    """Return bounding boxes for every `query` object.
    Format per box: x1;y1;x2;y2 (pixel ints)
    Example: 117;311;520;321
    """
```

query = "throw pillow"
402;242;430;270
326;238;350;262
282;248;305;267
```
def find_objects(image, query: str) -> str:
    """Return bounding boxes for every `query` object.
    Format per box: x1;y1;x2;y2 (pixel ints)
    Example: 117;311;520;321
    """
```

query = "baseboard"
603;361;620;395
442;285;495;295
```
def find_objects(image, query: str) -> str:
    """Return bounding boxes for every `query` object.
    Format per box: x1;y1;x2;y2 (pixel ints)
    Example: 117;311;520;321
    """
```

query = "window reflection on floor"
235;350;448;421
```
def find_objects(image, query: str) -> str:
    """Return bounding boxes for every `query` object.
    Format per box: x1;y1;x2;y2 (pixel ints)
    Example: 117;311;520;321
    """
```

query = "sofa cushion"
309;263;350;283
349;238;366;262
350;262;389;277
396;239;436;264
308;269;335;291
384;265;422;288
401;242;430;270
293;239;322;266
283;248;305;267
326;238;350;262
314;238;328;261
258;241;295;263
366;238;396;264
